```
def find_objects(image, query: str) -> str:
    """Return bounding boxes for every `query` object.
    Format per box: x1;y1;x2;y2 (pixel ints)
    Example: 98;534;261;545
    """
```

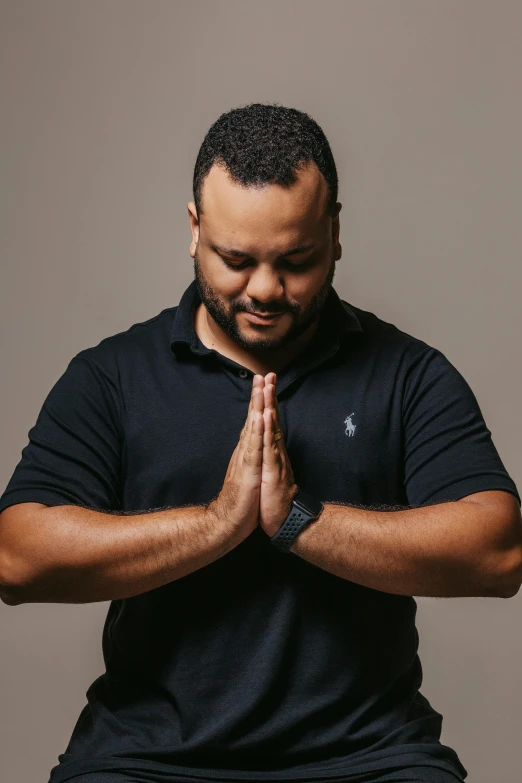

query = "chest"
120;361;406;511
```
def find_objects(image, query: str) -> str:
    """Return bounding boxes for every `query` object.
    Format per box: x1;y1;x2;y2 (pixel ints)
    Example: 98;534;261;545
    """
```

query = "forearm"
290;500;515;597
2;503;242;605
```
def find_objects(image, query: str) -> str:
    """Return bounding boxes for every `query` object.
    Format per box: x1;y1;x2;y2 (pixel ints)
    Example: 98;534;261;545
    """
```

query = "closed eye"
220;256;314;271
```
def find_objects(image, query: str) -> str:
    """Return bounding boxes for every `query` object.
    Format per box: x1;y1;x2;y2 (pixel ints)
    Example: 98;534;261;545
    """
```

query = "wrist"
270;487;324;554
205;499;249;551
284;484;300;518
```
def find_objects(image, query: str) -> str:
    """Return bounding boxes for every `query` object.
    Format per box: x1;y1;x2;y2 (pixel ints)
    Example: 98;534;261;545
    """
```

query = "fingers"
263;378;286;455
239;375;264;443
226;375;264;481
263;376;281;429
262;374;292;483
238;375;265;472
247;377;265;435
263;407;281;477
247;375;265;424
242;407;264;477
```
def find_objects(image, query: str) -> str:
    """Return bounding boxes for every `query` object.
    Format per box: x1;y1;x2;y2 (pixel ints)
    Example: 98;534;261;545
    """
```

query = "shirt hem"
48;746;467;783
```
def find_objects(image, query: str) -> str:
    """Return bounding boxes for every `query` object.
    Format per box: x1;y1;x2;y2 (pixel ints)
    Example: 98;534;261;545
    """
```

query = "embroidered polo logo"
344;413;356;437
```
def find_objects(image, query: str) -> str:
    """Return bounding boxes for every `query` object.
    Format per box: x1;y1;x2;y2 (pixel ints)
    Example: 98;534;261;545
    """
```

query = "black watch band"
270;487;324;554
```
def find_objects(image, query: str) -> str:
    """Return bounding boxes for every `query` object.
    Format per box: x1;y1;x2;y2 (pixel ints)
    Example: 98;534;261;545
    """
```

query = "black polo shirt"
1;279;519;783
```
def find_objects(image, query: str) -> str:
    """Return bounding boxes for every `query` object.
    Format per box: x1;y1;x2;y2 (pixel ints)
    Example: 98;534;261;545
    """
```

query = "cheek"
205;262;245;302
290;272;324;305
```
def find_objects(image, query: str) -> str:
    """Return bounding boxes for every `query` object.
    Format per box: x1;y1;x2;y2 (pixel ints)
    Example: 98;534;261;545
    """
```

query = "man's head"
187;102;342;356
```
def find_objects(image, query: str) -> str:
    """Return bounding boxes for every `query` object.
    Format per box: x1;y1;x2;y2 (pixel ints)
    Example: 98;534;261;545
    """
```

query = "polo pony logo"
344;412;356;437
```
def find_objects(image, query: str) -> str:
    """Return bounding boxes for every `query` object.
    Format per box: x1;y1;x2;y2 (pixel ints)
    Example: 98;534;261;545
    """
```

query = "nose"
245;266;285;309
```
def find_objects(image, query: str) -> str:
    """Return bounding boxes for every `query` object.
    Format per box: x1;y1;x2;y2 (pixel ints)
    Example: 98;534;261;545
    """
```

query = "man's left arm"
259;350;522;599
289;490;522;598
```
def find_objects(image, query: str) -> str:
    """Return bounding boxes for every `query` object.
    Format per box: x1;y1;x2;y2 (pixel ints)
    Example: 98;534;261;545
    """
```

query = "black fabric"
1;280;518;783
59;763;464;783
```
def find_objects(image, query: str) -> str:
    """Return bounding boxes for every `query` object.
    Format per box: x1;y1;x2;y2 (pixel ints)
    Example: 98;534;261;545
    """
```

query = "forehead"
199;162;329;247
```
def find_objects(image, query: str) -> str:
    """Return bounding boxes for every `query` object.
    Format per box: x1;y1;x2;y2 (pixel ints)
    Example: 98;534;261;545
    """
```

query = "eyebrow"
210;242;316;258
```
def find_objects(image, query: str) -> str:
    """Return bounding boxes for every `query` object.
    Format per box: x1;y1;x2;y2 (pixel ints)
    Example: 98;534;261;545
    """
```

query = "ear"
332;202;342;261
187;201;199;257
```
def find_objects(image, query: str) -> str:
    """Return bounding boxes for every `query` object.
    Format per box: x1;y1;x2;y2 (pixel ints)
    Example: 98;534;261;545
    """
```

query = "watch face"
293;489;323;517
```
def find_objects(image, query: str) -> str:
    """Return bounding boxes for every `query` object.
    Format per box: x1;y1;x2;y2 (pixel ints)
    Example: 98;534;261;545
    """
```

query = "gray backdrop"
1;2;521;782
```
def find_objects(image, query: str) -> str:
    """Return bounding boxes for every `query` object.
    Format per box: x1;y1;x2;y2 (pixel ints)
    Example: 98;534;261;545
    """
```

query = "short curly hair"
193;102;338;220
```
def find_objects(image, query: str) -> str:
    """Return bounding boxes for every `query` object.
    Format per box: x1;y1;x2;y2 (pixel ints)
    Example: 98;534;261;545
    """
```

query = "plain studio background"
1;2;521;782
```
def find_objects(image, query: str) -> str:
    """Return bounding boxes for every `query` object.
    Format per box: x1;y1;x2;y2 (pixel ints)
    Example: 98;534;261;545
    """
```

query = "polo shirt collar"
170;278;362;357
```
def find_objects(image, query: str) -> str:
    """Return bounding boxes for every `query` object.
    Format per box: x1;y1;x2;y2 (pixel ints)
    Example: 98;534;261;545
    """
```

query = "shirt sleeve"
0;352;123;514
402;345;521;508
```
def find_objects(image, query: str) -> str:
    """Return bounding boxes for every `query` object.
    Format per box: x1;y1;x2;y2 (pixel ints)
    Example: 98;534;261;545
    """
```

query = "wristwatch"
270;486;324;553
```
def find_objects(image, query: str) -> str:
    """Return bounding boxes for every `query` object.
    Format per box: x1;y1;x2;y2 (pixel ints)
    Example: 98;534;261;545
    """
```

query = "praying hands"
207;372;298;541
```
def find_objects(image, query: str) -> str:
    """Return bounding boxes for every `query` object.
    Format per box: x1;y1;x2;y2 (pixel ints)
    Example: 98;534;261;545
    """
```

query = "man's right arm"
0;501;242;606
0;371;267;607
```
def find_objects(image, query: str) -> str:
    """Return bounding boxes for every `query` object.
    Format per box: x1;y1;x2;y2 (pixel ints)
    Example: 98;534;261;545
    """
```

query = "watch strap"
270;487;324;554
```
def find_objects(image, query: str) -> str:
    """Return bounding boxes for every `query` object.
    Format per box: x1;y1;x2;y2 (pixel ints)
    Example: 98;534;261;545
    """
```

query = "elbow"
1;503;54;605
0;551;28;606
1;589;24;606
500;582;521;599
495;546;522;598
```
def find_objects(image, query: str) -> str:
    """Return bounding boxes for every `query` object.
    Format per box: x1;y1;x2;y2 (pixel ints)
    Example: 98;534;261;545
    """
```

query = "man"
0;103;520;783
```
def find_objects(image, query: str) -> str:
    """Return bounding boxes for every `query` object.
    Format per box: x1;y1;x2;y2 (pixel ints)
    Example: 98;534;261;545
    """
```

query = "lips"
244;311;284;324
247;311;283;318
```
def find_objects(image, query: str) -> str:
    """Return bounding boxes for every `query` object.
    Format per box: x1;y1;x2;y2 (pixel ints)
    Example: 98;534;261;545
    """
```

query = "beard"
193;247;336;355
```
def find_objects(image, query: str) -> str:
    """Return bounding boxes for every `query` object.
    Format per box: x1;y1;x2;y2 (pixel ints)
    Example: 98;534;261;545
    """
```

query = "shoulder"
71;305;179;377
338;300;473;411
340;299;443;368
